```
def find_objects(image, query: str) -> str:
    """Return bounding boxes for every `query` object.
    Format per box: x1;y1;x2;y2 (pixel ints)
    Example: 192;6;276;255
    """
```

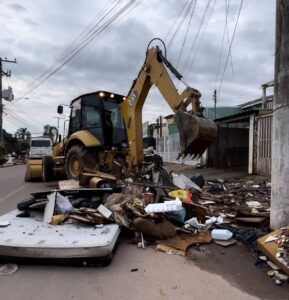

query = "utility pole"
0;57;17;145
271;1;289;229
213;89;217;119
53;116;65;133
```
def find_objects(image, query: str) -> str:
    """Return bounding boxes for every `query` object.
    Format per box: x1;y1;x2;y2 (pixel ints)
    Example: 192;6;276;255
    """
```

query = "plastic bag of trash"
55;193;74;214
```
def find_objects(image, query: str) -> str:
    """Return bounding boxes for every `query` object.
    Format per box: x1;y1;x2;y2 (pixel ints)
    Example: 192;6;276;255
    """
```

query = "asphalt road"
0;165;287;300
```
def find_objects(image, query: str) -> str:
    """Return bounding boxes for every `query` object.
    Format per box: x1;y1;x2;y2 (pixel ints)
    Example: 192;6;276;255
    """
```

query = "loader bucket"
25;159;43;181
175;111;218;159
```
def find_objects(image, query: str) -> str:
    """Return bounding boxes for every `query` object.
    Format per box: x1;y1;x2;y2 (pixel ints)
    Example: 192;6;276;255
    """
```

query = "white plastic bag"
55;193;74;214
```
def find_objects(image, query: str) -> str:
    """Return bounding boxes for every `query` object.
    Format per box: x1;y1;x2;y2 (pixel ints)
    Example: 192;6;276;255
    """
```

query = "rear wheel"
42;156;54;182
65;145;96;180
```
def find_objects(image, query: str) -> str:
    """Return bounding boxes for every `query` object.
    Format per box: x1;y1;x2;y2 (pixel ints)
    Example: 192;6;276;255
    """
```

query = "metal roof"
203;106;242;120
214;109;260;124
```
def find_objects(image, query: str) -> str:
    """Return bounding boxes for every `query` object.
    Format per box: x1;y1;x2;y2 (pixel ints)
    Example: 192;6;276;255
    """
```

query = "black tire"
42;156;54;182
65;145;96;180
17;197;36;211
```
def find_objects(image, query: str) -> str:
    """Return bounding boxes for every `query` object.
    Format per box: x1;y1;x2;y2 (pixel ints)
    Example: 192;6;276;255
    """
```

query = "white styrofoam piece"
43;192;56;223
145;198;182;213
0;210;120;258
97;204;112;219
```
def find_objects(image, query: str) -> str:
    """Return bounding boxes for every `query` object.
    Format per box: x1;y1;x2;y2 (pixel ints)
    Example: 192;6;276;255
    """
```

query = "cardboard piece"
257;229;289;276
157;232;212;253
58;179;80;190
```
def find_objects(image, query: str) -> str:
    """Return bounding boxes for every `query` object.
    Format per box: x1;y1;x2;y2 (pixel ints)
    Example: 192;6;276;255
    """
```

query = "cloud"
0;0;275;135
8;3;27;13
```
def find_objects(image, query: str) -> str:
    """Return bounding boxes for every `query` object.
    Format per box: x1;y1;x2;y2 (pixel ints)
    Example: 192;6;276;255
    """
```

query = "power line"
225;0;234;74
20;0;121;96
214;0;229;90
189;0;216;68
182;0;211;74
167;0;195;50
218;0;243;96
164;0;191;44
176;0;197;68
16;0;137;101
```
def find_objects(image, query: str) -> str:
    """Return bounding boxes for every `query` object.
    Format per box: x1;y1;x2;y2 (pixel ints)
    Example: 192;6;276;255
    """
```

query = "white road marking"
0;183;29;203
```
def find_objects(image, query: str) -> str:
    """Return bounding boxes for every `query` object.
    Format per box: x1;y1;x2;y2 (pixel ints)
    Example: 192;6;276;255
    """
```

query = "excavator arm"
120;44;217;166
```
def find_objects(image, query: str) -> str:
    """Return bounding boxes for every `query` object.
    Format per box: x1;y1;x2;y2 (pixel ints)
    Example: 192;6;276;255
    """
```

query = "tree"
14;127;31;155
15;127;31;141
43;124;58;144
3;129;18;154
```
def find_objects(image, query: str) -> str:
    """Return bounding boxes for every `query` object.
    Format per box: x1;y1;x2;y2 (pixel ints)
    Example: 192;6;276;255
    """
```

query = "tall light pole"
270;1;289;229
0;57;17;145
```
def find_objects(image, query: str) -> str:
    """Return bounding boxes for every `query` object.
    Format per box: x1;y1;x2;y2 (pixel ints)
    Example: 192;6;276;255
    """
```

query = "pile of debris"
2;159;289;287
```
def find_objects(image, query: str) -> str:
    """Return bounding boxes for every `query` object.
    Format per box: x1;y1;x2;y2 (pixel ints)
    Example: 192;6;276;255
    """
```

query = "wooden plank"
156;244;186;256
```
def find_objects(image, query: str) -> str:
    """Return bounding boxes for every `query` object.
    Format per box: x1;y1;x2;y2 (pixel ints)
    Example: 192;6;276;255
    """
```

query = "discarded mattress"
0;210;120;265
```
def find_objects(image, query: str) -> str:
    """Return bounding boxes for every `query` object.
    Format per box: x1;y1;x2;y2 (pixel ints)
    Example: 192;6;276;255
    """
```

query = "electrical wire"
218;0;243;96
182;0;211;74
176;0;197;68
189;0;216;68
225;0;234;74
167;0;194;49
20;0;122;96
16;0;137;101
164;0;191;44
214;0;228;90
19;0;122;98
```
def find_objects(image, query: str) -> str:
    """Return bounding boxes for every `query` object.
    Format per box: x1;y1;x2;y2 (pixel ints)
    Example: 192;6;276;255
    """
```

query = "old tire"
42;156;54;182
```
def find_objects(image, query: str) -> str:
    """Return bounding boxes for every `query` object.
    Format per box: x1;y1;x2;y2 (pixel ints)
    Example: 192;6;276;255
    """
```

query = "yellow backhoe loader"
25;39;217;181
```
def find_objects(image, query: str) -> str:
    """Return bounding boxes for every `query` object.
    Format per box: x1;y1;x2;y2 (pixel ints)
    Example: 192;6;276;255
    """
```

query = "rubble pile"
199;178;271;227
4;159;289;287
276;228;289;268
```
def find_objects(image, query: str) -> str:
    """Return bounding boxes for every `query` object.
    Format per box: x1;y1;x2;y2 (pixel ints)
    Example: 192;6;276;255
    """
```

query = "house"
207;95;273;175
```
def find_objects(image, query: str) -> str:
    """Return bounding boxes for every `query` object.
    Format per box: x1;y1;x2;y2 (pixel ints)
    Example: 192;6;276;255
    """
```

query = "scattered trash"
246;201;262;208
0;264;18;275
214;239;238;247
55;193;74;214
185;217;211;232
168;190;192;202
173;174;202;192
264;235;279;243
0;221;11;227
211;229;233;241
97;204;112;219
189;174;205;189
267;260;280;271
145;198;182;213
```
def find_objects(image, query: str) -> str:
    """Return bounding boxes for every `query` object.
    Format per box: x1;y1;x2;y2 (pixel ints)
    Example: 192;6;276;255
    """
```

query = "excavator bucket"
175;111;218;159
25;159;43;181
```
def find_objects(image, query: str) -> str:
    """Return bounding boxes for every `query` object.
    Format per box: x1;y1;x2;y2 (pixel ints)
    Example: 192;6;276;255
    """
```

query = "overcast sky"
0;0;275;135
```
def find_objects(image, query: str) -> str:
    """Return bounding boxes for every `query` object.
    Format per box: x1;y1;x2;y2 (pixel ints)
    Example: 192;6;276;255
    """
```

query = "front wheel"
65;145;97;180
42;156;54;182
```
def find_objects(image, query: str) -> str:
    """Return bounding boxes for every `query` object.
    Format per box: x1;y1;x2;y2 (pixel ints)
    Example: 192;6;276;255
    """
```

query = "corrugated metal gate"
257;115;272;175
156;133;199;165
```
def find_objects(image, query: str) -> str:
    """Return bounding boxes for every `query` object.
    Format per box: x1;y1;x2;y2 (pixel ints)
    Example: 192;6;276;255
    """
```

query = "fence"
155;133;200;165
256;114;272;175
